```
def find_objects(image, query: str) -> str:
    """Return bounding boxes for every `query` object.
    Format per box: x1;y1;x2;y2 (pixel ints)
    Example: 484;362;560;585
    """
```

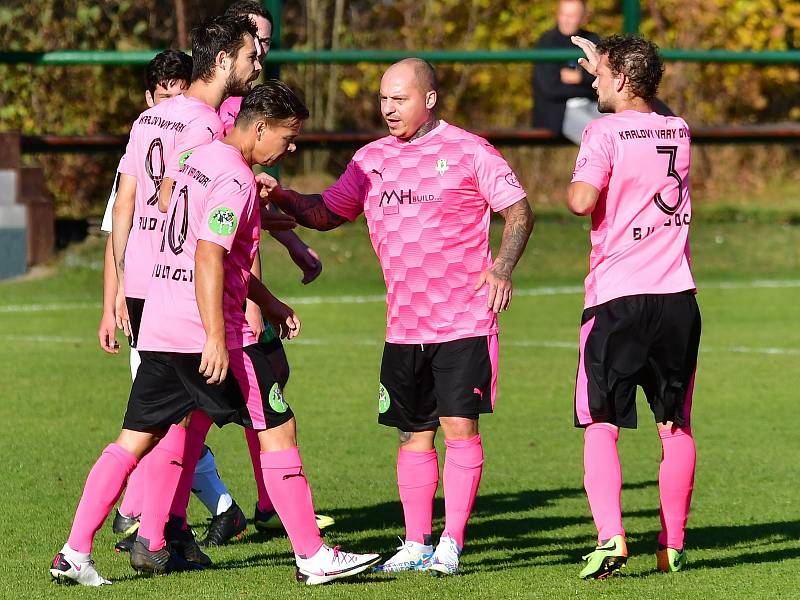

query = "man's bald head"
380;58;439;140
386;58;438;95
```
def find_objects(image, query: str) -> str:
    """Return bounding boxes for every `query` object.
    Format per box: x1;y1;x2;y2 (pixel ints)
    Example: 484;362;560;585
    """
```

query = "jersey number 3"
653;145;685;216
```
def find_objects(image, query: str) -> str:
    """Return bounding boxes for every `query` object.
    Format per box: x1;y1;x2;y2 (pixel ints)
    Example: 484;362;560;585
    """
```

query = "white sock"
191;446;234;516
62;543;90;563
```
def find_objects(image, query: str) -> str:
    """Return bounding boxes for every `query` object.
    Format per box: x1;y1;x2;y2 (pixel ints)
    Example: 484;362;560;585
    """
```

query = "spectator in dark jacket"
533;0;602;143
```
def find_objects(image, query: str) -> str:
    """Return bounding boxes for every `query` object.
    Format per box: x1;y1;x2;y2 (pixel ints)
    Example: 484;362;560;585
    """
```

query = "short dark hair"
145;50;193;94
597;35;664;101
235;80;310;128
224;0;274;27
190;15;258;83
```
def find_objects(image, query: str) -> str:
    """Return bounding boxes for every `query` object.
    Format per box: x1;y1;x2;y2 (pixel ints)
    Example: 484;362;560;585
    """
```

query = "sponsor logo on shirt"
379;188;442;213
208;207;237;236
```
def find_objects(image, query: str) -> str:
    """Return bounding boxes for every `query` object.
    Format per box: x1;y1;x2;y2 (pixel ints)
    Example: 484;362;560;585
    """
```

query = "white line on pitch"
1;334;798;356
1;279;799;314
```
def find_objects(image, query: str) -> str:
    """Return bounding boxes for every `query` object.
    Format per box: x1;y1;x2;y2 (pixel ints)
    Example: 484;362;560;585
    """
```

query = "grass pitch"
0;217;798;599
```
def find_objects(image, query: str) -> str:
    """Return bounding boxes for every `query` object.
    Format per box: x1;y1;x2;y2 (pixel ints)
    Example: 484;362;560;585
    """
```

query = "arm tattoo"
118;258;125;272
408;118;440;142
272;189;346;231
493;199;535;279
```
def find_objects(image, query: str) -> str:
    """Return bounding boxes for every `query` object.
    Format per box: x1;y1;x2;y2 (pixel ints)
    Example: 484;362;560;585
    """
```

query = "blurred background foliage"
0;0;798;217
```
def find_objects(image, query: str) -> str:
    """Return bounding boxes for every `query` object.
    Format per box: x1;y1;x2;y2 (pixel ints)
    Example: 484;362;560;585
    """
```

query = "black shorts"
125;297;145;348
123;344;294;432
574;292;701;429
378;335;498;431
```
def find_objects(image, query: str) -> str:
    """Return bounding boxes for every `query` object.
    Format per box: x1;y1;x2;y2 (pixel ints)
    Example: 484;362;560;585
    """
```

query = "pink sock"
138;425;186;551
260;447;323;557
583;424;625;543
443;435;484;548
119;455;146;518
169;411;213;524
658;427;696;550
246;428;273;512
67;444;137;553
397;448;438;545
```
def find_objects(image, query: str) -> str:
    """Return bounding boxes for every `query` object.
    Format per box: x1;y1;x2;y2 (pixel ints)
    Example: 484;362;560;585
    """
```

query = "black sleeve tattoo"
271;189;347;231
493;199;535;279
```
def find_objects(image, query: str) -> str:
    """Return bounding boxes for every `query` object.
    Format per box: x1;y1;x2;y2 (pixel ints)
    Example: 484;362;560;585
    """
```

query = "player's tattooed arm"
475;198;534;313
269;188;347;231
493;198;535;280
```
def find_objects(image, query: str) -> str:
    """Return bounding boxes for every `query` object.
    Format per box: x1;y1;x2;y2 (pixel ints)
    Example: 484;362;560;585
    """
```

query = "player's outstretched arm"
195;240;229;385
567;182;600;216
247;277;301;340
475;198;535;313
98;235;120;353
269;187;348;231
111;174;137;336
270;227;323;285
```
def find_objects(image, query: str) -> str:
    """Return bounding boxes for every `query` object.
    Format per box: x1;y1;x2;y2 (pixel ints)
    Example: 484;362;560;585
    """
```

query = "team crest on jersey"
178;149;193;168
269;383;288;413
208;207;237;236
378;383;391;414
435;158;449;176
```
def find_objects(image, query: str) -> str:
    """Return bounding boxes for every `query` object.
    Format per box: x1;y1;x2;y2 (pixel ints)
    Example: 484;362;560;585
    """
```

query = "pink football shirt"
117;94;224;299
322;121;527;344
218;96;243;136
571;110;696;309
137;140;260;353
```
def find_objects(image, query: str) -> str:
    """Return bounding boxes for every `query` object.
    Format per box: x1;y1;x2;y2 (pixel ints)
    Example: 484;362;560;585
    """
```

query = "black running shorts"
574;292;701;429
123;344;294;432
378;335;498;431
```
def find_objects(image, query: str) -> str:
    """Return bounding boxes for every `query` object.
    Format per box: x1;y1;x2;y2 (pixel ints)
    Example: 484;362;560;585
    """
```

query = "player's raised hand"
255;172;280;205
114;289;131;337
260;205;297;231
474;265;513;314
200;334;229;385
98;310;120;354
572;35;600;76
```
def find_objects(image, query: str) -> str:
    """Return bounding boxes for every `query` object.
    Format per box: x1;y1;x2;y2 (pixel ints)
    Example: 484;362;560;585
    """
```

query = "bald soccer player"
263;58;534;576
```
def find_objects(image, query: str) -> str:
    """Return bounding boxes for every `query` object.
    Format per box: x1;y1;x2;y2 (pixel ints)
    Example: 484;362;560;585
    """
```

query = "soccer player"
193;0;333;545
568;34;699;579
49;15;261;586
98;49;193;367
133;80;379;584
263;58;534;575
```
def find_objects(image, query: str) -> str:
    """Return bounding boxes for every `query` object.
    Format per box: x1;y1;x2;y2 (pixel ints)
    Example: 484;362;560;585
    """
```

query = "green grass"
0;219;798;599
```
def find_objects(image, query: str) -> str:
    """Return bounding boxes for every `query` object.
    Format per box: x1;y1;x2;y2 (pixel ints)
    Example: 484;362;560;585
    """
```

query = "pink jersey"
118;94;225;299
322;121;527;344
218;96;243;136
137;140;260;353
571;110;696;309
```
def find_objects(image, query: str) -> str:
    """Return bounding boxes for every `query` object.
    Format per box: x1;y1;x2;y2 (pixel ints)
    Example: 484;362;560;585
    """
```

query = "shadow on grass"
194;481;800;576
